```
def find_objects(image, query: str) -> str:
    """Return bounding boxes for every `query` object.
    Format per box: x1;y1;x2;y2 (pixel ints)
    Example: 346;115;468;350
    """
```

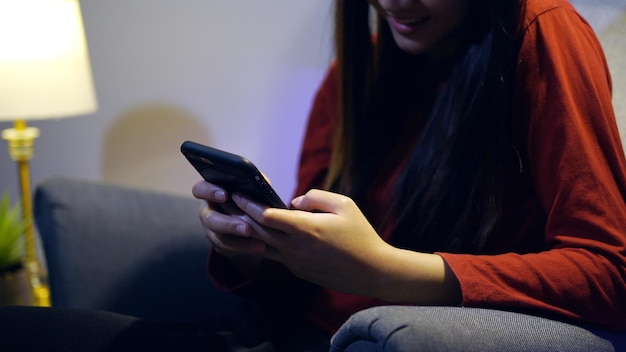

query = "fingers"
228;194;296;247
192;180;227;203
211;190;352;258
193;180;243;215
230;193;290;230
200;205;250;238
199;204;266;256
208;231;267;256
193;181;272;257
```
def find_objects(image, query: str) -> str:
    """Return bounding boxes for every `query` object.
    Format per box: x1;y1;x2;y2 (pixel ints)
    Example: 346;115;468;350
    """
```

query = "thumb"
291;189;349;214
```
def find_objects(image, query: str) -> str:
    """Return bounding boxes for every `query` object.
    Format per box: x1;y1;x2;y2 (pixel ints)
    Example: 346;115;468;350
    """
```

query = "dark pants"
0;305;330;352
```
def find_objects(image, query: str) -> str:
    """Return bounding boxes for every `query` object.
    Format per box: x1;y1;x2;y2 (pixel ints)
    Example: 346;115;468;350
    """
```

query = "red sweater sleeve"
439;1;626;331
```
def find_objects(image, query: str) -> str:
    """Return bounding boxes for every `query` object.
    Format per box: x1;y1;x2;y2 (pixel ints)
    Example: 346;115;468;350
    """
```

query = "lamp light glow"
0;0;98;306
0;0;97;120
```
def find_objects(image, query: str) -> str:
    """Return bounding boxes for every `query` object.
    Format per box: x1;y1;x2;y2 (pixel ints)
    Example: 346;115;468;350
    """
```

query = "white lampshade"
0;0;97;121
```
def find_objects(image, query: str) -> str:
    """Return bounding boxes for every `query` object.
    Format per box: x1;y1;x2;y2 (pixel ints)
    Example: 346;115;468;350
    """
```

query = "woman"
2;0;622;351
192;0;626;350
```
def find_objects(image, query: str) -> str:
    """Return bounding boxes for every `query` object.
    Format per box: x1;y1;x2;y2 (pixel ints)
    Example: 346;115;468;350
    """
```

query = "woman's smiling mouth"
387;15;430;34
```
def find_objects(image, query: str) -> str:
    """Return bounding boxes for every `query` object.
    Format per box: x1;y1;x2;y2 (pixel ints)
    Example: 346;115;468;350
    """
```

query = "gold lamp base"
1;120;51;307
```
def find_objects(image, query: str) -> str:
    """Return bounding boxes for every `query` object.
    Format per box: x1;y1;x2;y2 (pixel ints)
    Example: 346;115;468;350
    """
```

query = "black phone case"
181;141;287;208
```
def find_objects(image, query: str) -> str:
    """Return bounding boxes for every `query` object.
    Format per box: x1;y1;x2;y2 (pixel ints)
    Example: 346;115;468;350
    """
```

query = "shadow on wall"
598;13;626;146
102;104;211;196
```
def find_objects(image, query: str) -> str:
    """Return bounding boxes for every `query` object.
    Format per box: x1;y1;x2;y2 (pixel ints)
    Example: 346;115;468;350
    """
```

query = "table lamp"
0;0;97;306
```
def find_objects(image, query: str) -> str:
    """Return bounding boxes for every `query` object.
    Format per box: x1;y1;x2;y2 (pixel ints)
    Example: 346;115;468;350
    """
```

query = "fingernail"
291;195;303;207
214;190;226;201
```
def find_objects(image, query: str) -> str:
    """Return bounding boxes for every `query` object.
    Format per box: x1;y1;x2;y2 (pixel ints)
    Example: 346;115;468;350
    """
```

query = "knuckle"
262;207;277;221
337;193;352;204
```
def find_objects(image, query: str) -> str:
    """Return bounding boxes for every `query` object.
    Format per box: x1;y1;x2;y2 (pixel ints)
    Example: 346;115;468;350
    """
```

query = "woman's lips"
388;15;429;34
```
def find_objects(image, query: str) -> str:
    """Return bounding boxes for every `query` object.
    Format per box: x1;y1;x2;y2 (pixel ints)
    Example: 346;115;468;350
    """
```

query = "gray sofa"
34;177;626;351
33;177;244;328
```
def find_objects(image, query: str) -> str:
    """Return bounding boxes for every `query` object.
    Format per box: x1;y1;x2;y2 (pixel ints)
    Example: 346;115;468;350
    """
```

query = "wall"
572;0;626;140
0;0;335;202
0;0;625;206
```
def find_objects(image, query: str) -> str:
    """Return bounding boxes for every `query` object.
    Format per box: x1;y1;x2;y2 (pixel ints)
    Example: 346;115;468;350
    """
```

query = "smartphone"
181;140;287;209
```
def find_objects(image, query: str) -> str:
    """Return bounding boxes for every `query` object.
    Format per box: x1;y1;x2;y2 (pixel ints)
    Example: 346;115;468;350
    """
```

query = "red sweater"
210;0;626;333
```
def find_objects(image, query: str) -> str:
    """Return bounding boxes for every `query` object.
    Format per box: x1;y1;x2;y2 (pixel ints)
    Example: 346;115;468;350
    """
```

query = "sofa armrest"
330;306;625;352
34;177;241;324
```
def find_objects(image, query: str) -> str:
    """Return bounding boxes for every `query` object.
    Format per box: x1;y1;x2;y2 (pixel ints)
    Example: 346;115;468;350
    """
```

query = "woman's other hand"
231;189;460;304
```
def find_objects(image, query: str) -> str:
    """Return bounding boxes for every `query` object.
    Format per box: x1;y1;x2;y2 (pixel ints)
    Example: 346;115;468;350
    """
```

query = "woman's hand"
231;189;392;296
231;189;462;304
191;180;267;276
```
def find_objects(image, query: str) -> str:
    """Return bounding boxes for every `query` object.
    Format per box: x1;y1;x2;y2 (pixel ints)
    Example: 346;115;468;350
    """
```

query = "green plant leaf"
0;192;26;271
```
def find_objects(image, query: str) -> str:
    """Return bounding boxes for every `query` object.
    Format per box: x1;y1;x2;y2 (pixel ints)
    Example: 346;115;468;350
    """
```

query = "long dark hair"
328;0;523;253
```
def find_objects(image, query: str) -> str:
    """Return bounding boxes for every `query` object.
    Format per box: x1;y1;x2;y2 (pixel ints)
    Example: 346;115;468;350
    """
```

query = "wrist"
370;246;462;305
